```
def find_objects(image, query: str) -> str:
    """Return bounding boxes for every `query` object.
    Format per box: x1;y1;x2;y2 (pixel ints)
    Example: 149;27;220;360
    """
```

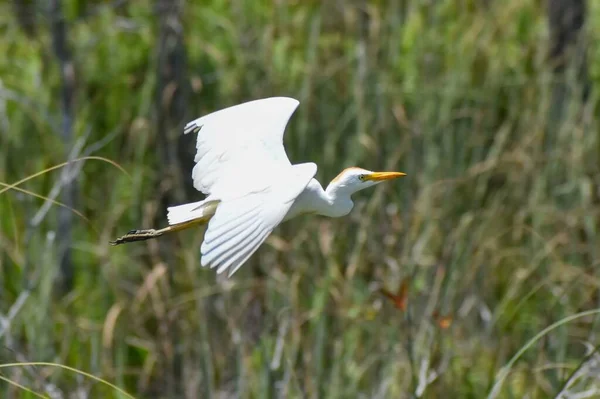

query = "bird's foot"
109;229;164;245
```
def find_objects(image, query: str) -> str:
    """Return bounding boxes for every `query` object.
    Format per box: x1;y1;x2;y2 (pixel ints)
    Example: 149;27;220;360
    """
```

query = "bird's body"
111;97;405;276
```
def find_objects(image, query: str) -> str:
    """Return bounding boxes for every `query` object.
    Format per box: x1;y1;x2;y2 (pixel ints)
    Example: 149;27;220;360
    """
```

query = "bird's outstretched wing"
184;96;300;197
199;162;316;276
183;97;316;276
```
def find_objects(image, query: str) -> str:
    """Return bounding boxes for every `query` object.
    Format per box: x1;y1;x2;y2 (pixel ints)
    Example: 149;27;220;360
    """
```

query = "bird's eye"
358;174;366;181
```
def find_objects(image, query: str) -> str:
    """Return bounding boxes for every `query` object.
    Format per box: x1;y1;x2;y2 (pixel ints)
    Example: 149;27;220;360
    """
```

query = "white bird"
111;97;406;276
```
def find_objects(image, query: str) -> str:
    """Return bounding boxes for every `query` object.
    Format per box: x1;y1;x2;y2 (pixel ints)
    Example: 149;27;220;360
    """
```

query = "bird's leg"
109;216;210;246
109;227;169;245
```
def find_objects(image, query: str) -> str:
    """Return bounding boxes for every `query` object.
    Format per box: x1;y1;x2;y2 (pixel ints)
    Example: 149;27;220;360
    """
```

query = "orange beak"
364;171;407;182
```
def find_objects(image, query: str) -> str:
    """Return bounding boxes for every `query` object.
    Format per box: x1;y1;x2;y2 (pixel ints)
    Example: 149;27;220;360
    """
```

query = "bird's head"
326;167;406;195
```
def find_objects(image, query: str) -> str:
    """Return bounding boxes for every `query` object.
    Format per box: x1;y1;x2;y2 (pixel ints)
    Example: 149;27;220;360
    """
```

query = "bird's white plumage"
199;163;316;275
185;97;300;197
180;97;317;275
167;200;209;225
164;96;405;277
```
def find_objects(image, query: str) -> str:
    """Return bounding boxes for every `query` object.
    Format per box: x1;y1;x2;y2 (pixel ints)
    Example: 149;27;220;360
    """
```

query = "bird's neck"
322;184;354;218
286;179;354;221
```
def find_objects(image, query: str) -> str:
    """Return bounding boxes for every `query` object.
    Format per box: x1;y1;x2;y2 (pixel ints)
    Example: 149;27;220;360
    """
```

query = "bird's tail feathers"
167;199;219;225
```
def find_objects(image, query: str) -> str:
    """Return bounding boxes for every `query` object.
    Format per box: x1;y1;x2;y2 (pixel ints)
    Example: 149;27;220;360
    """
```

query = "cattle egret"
111;97;406;276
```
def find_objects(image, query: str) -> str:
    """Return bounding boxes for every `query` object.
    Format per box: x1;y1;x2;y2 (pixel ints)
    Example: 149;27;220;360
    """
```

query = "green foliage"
1;0;600;397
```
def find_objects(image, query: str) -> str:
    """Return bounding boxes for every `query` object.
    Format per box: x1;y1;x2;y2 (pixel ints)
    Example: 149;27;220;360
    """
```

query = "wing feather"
186;97;300;196
200;197;272;273
221;229;271;277
202;207;262;247
202;203;262;244
215;223;267;274
204;218;263;268
199;163;317;275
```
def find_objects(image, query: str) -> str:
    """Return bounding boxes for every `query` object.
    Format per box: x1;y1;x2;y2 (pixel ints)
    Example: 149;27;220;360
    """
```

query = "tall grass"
1;0;600;397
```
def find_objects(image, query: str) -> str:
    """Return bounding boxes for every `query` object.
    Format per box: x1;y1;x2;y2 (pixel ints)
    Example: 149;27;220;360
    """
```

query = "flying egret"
111;97;406;276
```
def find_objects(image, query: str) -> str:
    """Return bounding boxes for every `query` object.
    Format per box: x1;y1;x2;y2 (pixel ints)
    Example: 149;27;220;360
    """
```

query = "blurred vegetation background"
1;0;599;397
